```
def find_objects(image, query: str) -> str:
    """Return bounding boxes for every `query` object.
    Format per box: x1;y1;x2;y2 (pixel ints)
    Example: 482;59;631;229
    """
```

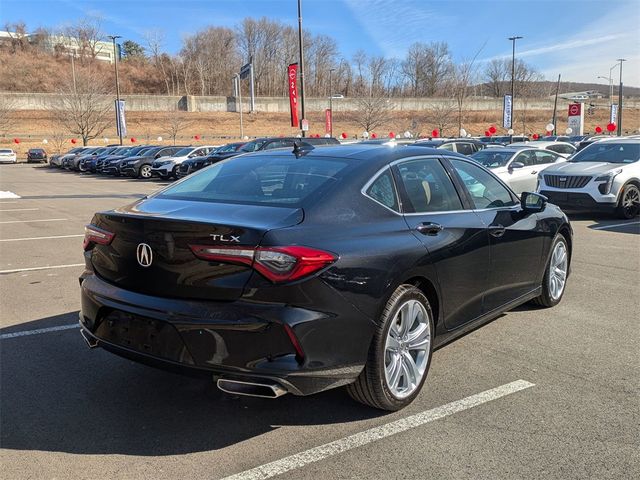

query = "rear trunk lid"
89;198;304;301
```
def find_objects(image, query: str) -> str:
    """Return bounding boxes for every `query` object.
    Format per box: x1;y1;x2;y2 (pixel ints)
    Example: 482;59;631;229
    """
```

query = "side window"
534;151;558;165
449;159;516;209
514;151;535;166
395;158;462;213
263;140;292;150
438;143;454;151
548;144;574;155
157;149;172;158
365;169;399;212
456;143;475;156
193;149;206;157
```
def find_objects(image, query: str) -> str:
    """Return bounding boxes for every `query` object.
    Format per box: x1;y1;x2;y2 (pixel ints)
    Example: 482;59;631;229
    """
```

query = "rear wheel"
530;234;569;307
347;285;434;411
616;184;640;219
139;164;152;179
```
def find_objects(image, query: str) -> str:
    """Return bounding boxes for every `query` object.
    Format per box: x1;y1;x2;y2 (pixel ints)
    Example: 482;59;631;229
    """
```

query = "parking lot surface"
1;164;639;479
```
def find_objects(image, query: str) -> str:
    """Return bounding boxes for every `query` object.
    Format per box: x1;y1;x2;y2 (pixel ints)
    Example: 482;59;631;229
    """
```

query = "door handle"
488;224;506;238
416;222;443;236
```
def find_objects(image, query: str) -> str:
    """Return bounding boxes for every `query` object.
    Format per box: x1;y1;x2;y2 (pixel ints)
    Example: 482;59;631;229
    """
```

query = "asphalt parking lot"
1;163;639;480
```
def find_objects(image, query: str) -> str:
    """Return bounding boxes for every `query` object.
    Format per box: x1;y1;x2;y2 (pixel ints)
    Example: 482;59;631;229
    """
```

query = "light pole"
297;0;306;137
233;73;244;139
107;35;123;145
328;68;334;138
508;35;523;132
616;58;626;136
597;74;613;106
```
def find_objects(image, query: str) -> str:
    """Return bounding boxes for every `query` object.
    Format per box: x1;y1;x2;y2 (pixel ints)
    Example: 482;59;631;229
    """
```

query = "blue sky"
2;0;639;85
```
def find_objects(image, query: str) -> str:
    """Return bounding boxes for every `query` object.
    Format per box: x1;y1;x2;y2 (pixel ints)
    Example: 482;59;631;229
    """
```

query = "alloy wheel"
140;165;152;179
622;186;640;218
548;240;568;301
384;299;431;399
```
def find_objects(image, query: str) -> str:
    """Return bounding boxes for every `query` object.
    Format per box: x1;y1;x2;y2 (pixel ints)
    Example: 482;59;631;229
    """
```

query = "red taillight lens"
189;245;337;283
83;224;115;251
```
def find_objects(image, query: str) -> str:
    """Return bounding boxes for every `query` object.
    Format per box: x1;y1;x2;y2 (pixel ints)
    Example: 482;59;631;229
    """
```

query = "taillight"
83;224;115;251
189;245;337;283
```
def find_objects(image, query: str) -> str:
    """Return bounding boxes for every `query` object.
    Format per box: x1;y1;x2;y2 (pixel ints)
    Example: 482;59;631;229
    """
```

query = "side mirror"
509;161;525;170
521;192;547;213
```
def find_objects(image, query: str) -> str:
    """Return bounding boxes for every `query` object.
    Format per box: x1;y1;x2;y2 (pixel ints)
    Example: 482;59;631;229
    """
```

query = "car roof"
510;141;573;147
238;144;468;169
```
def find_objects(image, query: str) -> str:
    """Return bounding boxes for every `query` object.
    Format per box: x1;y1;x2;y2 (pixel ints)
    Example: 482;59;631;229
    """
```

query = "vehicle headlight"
595;168;622;195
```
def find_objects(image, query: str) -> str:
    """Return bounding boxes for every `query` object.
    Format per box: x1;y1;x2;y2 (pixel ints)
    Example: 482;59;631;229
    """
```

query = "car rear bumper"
79;273;364;395
540;190;617;213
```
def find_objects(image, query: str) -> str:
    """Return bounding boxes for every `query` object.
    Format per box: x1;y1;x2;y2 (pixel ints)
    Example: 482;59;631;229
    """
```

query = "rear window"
157;155;350;207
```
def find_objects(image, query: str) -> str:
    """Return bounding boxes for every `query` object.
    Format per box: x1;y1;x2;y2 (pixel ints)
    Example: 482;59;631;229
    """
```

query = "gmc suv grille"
544;175;591;189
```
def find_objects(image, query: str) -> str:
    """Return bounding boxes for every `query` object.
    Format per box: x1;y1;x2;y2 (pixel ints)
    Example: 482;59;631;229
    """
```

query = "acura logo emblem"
136;243;153;267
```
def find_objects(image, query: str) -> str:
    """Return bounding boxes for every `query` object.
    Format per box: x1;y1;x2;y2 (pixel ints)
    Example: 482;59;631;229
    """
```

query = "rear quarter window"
365;169;399;212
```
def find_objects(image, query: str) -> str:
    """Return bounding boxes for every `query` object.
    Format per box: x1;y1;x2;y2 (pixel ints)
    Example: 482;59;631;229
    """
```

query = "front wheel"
347;285;434;411
138;164;152;179
616;184;640;219
530;234;569;307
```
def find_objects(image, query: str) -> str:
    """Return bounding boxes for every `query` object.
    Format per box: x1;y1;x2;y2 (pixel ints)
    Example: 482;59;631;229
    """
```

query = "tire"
347;285;434;411
138;164;152;179
530;234;569;308
616;184;640;219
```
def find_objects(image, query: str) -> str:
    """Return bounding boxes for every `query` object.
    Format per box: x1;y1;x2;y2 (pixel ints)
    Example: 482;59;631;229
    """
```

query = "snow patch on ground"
0;191;21;199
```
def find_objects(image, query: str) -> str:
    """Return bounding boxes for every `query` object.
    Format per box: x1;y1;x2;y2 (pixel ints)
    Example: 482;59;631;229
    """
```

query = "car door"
392;156;490;330
447;158;544;313
505;150;538;194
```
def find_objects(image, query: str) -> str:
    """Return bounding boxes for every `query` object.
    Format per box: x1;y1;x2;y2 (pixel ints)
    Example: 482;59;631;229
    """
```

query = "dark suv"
177;142;246;178
120;146;187;179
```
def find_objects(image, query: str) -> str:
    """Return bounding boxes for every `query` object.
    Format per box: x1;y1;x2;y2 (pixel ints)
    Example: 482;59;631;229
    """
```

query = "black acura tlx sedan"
79;144;572;410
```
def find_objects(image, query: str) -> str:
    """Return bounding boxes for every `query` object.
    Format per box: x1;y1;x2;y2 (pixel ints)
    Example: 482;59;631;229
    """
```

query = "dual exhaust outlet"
217;378;288;399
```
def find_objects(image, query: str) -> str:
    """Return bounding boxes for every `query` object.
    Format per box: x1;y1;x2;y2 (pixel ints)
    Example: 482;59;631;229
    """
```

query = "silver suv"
537;138;639;219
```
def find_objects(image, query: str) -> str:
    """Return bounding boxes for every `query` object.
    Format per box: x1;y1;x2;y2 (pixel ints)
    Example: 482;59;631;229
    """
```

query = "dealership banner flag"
115;100;127;137
288;63;299;128
503;94;512;129
325;109;332;134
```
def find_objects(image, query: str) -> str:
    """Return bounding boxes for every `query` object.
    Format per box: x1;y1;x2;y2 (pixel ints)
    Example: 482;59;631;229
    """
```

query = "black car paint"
79;145;571;396
120;146;186;177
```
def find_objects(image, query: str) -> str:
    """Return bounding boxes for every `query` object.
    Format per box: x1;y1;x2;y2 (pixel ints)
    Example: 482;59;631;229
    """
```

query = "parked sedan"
79;144;572;411
470;147;565;194
79;146;121;172
120;146;187;179
177;142;247;178
27;148;47;163
0;148;17;164
414;138;486;155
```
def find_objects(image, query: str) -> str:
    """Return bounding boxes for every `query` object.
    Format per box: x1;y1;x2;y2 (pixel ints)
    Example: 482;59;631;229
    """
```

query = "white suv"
537;138;640;219
150;146;218;179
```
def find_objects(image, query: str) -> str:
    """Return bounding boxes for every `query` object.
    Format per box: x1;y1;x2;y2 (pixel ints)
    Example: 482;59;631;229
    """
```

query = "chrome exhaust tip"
80;329;98;349
217;378;288;399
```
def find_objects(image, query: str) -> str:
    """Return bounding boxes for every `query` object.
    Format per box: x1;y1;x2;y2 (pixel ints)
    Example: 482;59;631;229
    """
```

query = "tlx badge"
210;234;240;243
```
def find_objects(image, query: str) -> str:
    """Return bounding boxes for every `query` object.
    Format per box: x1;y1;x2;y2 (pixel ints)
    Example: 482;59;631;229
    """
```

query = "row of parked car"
45;132;639;219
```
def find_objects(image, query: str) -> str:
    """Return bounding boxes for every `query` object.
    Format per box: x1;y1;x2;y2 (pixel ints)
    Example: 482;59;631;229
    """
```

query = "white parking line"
220;380;535;480
0;263;84;274
1;323;78;339
0;234;84;242
0;208;39;212
0;218;68;224
592;221;640;230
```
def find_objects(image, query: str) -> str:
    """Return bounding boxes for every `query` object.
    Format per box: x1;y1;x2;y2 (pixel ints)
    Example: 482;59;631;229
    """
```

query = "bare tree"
63;15;104;61
351;95;394;133
424;100;457;136
52;67;112;145
401;42;452;96
3;21;30;52
450;42;485;133
0;96;16;134
47;130;69;155
484;58;510;97
163;109;193;145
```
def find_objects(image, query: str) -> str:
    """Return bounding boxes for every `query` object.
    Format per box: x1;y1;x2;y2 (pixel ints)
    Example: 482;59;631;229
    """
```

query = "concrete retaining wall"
2;91;638;113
